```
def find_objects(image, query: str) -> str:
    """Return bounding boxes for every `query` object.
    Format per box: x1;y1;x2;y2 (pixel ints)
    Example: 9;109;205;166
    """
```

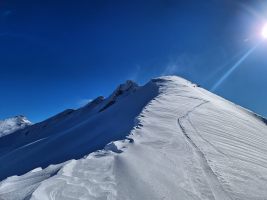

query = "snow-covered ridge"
0;79;156;181
0;76;267;200
0;115;32;138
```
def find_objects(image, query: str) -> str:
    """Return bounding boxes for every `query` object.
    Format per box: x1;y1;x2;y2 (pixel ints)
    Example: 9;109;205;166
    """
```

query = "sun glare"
261;23;267;39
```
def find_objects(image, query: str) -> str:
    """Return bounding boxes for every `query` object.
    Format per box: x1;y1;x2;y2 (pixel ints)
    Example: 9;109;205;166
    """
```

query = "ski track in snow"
177;97;232;200
1;76;267;200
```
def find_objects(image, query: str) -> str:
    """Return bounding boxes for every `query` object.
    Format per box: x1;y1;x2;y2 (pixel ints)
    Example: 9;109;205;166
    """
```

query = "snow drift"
0;76;267;200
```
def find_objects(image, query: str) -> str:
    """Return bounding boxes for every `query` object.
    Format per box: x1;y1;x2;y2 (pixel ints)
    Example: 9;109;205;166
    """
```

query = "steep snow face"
0;76;267;200
0;115;32;138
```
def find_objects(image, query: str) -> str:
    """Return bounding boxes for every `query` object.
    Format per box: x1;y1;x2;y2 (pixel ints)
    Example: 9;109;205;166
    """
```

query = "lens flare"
261;23;267;39
211;43;260;91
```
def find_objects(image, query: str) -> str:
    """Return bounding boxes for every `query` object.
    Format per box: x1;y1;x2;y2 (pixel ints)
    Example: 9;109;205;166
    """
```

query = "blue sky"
0;0;267;122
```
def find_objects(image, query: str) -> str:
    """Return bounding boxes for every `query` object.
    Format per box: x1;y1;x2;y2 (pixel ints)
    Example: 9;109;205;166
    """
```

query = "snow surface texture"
0;116;31;138
0;76;267;200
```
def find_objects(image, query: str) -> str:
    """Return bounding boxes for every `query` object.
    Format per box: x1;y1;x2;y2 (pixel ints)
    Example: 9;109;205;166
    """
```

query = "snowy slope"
0;115;32;138
0;76;267;200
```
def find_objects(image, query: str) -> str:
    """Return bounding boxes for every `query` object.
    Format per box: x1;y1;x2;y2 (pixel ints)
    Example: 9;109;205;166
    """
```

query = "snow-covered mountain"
0;76;267;200
0;115;32;138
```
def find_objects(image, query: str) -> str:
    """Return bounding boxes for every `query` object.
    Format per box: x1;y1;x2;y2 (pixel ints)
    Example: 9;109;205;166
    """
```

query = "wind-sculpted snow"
0;76;267;200
0;164;63;200
31;153;117;200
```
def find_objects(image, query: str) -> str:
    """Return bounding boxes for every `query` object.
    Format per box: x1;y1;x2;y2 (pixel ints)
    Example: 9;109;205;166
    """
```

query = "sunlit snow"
0;76;267;200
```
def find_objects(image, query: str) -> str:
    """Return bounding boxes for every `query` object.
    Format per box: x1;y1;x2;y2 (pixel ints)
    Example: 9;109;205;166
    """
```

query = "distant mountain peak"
0;115;32;137
13;115;31;123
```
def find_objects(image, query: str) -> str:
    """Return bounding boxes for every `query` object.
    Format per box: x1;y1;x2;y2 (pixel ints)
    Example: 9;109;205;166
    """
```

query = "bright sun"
261;23;267;39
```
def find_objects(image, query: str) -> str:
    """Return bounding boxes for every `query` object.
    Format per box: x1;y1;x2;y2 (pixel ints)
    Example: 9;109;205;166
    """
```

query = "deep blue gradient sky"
0;0;267;122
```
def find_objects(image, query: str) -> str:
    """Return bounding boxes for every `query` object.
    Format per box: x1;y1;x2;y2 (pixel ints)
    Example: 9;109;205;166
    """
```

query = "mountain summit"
0;76;266;200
